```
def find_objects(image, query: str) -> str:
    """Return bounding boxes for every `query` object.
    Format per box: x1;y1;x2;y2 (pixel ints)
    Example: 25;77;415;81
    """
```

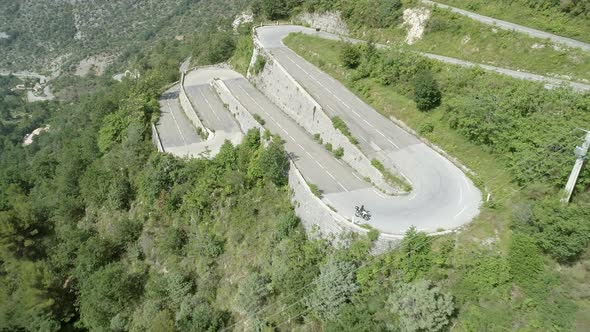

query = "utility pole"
561;129;590;203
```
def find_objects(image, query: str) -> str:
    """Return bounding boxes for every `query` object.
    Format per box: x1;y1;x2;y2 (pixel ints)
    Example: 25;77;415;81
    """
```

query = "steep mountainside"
0;0;247;73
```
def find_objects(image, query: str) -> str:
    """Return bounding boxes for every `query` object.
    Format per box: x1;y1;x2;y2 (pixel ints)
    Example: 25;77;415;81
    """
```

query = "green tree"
148;310;175;332
176;295;230;332
307;257;358;321
235;272;271;314
98;109;130;153
514;200;590;262
0;260;60;331
248;135;289;186
205;32;236;64
79;263;144;331
252;0;301;20
0;185;47;259
388;280;454;332
414;69;442;112
400;226;432;281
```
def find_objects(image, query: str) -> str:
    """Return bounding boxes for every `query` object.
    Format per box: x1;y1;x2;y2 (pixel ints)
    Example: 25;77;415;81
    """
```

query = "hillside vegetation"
2;0;590;331
437;0;590;43
0;0;248;73
252;0;590;81
285;31;590;331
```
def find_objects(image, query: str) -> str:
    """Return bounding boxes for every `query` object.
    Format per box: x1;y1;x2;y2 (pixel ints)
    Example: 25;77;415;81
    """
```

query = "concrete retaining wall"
151;123;164;152
210;68;400;253
251;46;396;194
288;160;401;254
211;79;263;134
179;73;210;135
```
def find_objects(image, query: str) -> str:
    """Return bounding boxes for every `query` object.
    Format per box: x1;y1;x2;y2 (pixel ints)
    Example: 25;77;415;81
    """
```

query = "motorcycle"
355;206;371;221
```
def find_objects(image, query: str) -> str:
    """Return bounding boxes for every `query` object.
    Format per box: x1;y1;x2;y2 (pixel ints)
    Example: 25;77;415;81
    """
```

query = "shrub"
252;113;265;125
235;272;271;314
332;116;358;144
252;55;267;75
388;279;454;332
307;258;358;321
371;158;412;191
325;142;333;151
414;69;442;112
339;43;362;69
308;183;322;197
333;147;344;159
419;122;434;135
367;228;379;242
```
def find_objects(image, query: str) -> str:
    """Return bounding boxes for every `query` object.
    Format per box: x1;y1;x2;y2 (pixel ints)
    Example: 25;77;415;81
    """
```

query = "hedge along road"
255;25;482;234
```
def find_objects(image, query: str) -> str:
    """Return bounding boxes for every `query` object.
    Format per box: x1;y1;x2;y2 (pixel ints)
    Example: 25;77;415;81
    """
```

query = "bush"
307;258;358;321
332;116;358;144
414;69;442;112
252;55;267;75
333;147;344;159
235;272;271;315
388;279;454;332
252;113;265;125
339;43;362;69
371;158;412;191
313;133;322;144
325;142;333;151
508;233;543;287
513;200;590;263
399;227;433;281
419;122;434;135
308;183;322;197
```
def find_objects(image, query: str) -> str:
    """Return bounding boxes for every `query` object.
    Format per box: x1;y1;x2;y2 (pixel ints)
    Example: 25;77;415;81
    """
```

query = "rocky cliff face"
295;11;350;36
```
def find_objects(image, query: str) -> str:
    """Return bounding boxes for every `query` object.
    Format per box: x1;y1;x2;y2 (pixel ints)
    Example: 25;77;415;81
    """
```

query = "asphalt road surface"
156;87;202;151
256;25;482;234
261;25;590;92
185;84;241;133
224;77;369;194
422;0;590;52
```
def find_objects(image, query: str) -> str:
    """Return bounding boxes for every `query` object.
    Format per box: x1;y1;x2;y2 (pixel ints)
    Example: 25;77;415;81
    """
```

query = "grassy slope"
359;6;590;83
437;0;590;44
284;33;590;330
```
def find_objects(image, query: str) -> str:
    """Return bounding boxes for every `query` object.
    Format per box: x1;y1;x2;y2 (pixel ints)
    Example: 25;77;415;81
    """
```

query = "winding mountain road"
264;25;590;92
421;0;590;52
255;25;482;234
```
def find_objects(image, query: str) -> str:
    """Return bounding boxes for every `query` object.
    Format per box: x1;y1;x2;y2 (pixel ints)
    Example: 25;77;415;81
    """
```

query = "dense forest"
1;0;590;331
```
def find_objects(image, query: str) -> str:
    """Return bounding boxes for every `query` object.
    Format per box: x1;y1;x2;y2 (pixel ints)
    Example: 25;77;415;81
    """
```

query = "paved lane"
422;0;590;52
156;87;201;150
225;77;369;194
256;25;482;234
185;84;241;133
256;25;590;92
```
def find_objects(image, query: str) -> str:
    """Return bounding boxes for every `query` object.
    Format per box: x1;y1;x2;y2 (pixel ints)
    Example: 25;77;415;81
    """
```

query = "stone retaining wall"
211;79;263;134
151;123;164;152
251;45;396;194
288;159;401;254
179;73;210;135
210;66;401;253
294;11;349;36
